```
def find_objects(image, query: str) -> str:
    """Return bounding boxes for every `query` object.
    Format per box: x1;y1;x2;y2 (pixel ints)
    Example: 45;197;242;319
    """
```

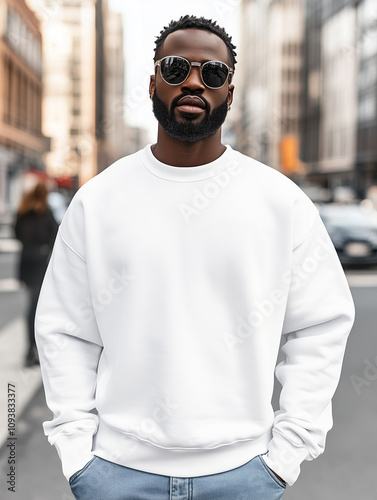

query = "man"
35;15;355;500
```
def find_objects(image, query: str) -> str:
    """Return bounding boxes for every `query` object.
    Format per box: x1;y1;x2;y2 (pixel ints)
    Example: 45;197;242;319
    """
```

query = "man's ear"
149;75;155;99
227;84;234;110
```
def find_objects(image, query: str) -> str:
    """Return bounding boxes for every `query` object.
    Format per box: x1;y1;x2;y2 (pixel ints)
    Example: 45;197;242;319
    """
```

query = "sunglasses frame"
155;56;233;89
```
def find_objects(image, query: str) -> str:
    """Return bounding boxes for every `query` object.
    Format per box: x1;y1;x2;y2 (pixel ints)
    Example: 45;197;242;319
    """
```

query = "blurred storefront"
0;0;49;222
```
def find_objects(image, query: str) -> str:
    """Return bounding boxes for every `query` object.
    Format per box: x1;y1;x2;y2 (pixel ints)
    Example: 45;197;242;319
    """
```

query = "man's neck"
151;127;226;167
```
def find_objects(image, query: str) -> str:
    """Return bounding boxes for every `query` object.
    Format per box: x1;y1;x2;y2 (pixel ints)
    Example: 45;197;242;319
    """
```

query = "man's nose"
181;67;205;92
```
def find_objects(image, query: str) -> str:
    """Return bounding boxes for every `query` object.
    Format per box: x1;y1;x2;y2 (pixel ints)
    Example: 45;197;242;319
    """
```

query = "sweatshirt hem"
92;420;271;478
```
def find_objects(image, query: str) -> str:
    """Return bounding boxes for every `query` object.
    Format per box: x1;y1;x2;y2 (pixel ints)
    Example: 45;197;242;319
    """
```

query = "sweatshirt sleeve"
35;195;103;482
263;210;355;486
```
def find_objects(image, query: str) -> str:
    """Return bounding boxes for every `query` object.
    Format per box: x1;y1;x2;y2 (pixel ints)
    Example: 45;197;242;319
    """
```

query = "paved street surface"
1;242;376;499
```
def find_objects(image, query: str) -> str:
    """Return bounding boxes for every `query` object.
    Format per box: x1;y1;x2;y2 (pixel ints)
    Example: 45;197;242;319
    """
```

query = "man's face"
150;29;234;143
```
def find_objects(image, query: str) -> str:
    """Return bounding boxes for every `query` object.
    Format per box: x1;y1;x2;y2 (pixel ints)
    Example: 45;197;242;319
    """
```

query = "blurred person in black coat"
15;182;58;366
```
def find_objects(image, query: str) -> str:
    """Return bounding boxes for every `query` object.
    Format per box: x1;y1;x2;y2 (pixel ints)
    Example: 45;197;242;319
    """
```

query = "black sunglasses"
155;56;233;89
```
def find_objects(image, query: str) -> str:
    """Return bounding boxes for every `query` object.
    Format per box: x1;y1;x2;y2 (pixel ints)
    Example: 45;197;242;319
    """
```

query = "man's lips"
176;96;206;114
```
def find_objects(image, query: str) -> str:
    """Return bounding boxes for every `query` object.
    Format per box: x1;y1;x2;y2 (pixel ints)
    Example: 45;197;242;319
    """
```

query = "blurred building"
96;1;127;172
355;0;377;198
26;0;127;187
238;0;305;177
300;0;321;182
319;5;358;182
123;125;151;156
0;0;49;219
302;0;358;191
237;0;269;162
25;0;97;187
302;0;377;197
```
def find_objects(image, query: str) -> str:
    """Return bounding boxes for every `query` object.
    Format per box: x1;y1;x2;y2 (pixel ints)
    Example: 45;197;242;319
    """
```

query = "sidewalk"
0;218;15;241
0;239;21;253
0;317;42;448
0;384;74;500
0;236;42;450
0;236;22;295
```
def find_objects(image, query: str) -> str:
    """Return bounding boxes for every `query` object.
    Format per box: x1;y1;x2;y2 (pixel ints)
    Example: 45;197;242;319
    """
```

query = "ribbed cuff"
52;430;96;481
263;432;310;486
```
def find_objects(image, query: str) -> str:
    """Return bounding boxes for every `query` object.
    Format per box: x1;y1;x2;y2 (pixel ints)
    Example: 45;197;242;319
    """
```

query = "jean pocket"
69;456;97;485
257;455;286;489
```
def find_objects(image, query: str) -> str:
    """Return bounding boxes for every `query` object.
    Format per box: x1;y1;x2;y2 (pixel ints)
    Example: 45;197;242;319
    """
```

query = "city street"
1;0;377;498
0;245;376;500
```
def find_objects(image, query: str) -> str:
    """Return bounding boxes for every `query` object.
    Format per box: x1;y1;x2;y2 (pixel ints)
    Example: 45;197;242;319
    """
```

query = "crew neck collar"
141;144;233;182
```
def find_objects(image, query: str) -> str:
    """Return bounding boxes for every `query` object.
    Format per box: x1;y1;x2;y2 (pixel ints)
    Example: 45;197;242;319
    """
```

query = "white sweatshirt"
35;145;355;486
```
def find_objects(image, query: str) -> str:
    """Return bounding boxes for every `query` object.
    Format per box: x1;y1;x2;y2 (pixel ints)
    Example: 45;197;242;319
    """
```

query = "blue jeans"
69;454;286;500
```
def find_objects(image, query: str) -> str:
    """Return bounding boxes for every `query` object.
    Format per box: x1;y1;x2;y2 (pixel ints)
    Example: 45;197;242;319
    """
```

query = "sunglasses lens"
202;62;229;88
160;57;190;85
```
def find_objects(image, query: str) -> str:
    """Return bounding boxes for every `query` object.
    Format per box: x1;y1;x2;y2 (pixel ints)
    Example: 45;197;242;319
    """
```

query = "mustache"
170;93;210;113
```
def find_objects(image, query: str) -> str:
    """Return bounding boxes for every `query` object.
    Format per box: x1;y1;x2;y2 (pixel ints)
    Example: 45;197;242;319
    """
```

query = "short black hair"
154;15;237;69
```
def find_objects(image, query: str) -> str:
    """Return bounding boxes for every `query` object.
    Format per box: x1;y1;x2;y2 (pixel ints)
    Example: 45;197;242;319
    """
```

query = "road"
0;247;376;499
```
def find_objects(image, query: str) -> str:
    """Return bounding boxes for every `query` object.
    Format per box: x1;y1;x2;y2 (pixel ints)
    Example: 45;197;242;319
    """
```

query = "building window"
328;129;335;157
358;59;377;89
367;125;377;151
339;127;347;156
358;92;376;122
5;7;42;76
4;58;11;123
16;69;22;127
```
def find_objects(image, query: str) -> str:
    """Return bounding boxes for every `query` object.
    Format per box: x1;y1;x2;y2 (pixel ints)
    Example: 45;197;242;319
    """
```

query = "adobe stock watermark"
263;446;303;479
6;0;63;44
179;160;242;223
42;267;134;359
340;16;377;59
78;268;134;320
350;356;377;396
28;0;63;23
41;322;75;360
6;0;63;53
52;117;114;176
243;111;293;159
110;396;180;463
35;0;63;23
112;68;151;117
223;289;286;351
223;235;334;351
213;0;241;18
130;396;179;439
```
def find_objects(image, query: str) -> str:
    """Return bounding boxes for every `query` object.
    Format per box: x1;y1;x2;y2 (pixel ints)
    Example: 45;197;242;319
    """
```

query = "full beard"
152;91;229;143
